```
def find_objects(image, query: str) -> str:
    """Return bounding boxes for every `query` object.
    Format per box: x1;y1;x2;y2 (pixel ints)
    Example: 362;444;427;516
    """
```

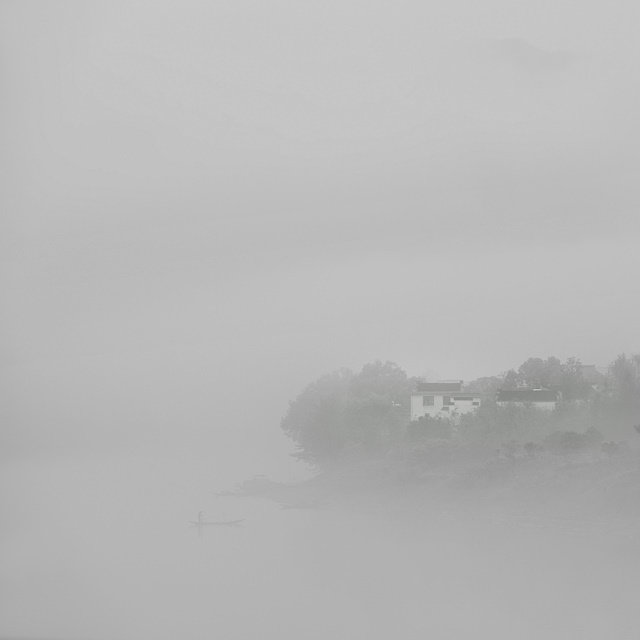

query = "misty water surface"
2;429;640;639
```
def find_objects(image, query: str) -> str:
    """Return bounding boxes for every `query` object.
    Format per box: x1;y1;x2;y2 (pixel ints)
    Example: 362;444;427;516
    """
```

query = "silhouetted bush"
601;441;619;455
406;415;453;441
542;429;603;454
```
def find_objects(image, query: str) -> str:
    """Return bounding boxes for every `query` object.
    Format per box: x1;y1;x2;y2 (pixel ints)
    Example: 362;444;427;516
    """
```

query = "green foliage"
280;368;353;464
607;354;640;419
542;428;603;454
455;396;610;447
560;357;593;401
501;369;519;389
406;415;453;441
578;353;640;433
281;361;417;466
463;376;503;394
456;399;556;446
281;352;640;467
506;356;592;400
517;356;563;388
470;356;592;400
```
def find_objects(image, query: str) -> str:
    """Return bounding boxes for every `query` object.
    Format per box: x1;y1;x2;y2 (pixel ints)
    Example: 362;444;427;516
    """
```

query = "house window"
443;396;453;406
473;401;480;406
423;396;434;406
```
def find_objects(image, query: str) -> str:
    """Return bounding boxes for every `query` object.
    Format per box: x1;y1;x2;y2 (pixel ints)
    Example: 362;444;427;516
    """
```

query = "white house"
410;381;483;421
496;388;560;411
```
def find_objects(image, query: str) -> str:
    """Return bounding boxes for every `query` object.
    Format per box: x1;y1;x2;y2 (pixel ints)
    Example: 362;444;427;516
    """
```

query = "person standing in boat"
197;510;204;523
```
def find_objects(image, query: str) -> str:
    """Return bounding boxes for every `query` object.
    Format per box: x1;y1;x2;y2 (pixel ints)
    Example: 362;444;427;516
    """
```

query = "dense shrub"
542;427;603;454
406;415;453;441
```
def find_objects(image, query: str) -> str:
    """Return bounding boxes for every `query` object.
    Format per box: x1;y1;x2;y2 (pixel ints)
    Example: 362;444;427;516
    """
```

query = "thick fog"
2;2;640;639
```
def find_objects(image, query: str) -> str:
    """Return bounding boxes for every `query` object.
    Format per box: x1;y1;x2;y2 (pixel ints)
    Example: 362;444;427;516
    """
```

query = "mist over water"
3;434;640;639
3;355;640;639
3;1;640;638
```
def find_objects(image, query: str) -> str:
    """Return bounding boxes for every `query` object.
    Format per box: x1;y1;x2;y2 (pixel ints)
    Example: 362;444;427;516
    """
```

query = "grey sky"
2;1;639;421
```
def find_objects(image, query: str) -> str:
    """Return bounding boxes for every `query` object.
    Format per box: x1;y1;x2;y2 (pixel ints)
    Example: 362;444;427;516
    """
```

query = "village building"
410;381;483;421
496;388;561;411
579;364;599;382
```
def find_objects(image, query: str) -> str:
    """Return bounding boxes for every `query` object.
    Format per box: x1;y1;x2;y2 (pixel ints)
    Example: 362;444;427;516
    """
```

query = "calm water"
2;439;640;640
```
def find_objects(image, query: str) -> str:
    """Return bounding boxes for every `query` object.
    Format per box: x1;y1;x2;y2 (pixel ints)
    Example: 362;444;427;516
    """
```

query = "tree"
501;356;591;400
457;397;554;445
406;415;453;441
608;354;640;420
280;368;353;465
281;361;418;466
557;357;591;401
517;356;563;389
464;376;503;394
501;369;519;389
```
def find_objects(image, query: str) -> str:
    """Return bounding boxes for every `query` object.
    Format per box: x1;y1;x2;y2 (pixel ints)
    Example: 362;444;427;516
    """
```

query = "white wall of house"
411;394;482;420
411;393;443;419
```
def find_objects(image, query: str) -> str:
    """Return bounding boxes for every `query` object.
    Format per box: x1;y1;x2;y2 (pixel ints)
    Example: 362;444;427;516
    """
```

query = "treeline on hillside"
463;356;590;400
280;361;419;465
281;355;640;467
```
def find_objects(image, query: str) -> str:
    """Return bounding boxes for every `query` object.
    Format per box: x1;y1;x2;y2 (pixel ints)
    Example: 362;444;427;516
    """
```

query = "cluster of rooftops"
410;380;561;420
414;381;561;403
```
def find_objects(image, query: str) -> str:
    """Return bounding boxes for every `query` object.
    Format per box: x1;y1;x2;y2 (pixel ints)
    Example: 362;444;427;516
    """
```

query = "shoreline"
221;445;640;540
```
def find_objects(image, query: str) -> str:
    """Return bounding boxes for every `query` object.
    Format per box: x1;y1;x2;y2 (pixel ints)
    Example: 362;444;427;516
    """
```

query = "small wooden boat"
190;518;244;526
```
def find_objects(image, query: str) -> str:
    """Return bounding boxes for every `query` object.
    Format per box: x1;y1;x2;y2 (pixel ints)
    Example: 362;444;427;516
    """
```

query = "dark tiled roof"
497;389;559;403
417;381;463;393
